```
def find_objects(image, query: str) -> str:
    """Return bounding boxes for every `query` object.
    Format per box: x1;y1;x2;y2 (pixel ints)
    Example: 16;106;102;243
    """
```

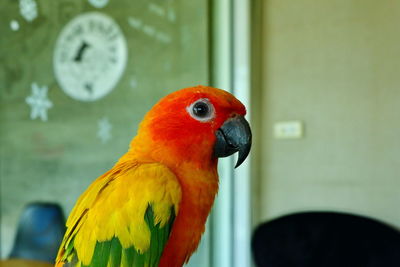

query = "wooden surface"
0;259;53;267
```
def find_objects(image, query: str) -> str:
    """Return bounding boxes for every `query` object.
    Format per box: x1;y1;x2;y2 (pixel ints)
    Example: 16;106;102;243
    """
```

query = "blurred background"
1;0;400;266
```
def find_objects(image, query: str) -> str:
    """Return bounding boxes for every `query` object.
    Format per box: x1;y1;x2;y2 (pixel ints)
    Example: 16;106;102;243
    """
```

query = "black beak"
214;115;252;168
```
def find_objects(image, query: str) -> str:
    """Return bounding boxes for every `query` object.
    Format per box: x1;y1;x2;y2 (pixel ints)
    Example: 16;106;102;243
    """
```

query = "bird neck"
121;129;218;171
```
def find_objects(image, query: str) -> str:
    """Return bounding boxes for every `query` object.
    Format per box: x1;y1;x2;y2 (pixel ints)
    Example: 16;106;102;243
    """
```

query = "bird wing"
56;162;181;267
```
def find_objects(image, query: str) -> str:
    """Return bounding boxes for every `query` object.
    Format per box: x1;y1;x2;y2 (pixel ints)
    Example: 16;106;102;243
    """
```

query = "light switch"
274;121;304;139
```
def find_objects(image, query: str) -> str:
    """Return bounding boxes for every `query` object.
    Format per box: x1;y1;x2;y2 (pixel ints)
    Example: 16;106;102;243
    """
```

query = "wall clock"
53;12;127;102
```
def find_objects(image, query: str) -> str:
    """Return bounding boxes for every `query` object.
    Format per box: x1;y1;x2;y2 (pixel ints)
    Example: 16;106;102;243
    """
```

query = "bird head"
130;85;252;169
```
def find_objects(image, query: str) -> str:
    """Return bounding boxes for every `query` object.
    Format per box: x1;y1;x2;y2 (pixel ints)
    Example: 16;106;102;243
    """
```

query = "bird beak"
214;115;252;168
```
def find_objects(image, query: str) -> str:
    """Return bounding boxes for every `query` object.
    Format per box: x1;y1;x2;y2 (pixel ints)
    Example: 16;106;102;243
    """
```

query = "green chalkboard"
0;0;209;263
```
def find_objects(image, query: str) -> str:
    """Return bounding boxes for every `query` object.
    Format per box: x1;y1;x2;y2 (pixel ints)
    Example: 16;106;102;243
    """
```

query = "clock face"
54;12;127;102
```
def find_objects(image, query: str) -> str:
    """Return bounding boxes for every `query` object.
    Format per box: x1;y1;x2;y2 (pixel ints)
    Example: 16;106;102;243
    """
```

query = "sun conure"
55;85;252;267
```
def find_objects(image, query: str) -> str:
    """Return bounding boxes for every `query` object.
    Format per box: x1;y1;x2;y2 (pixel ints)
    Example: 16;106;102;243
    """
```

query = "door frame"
210;0;252;266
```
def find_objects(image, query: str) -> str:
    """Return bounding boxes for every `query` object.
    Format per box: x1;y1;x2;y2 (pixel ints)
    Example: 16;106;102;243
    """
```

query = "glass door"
0;0;210;264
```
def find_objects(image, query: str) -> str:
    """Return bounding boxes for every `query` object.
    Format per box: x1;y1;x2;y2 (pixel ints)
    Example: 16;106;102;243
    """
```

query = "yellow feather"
56;161;182;265
129;220;151;253
153;202;172;227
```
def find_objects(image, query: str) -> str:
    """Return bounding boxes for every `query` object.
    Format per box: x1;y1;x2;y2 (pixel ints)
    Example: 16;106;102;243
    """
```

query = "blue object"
9;202;66;263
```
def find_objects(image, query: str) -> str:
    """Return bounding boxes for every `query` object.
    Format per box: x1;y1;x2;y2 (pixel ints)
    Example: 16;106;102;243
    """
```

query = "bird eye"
187;98;215;122
193;102;209;117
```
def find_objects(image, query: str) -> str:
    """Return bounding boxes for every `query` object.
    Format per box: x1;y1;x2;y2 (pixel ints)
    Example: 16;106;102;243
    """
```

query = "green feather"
143;206;176;266
88;240;111;267
78;204;175;267
62;238;75;261
109;237;122;267
122;245;134;266
133;248;146;267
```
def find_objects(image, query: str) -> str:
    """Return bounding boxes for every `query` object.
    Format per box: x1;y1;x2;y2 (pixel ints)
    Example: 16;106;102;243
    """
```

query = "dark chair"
9;202;66;263
252;211;400;267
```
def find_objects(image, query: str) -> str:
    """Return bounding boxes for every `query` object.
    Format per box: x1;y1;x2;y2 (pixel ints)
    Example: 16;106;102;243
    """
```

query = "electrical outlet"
274;121;304;139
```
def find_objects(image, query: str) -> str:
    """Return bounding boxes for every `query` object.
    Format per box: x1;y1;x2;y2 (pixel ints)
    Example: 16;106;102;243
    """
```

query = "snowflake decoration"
19;0;38;22
10;20;20;31
26;83;53;121
97;117;112;144
88;0;109;8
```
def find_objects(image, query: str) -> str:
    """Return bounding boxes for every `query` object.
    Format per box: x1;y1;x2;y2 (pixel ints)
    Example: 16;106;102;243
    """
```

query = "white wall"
256;0;400;227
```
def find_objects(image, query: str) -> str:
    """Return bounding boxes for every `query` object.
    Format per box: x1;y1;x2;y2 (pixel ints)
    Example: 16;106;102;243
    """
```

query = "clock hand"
85;83;93;94
74;41;90;62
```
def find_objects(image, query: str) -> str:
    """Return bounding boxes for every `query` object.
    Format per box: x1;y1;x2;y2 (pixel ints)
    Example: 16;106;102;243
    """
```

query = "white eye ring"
186;98;215;122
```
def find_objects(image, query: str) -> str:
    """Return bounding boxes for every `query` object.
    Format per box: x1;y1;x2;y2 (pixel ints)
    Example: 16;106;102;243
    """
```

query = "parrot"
55;85;252;267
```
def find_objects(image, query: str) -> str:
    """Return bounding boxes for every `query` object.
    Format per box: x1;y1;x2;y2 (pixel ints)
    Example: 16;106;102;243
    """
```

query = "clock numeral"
108;32;120;42
88;20;97;33
59;51;68;63
64;24;84;42
87;19;120;42
72;24;84;37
